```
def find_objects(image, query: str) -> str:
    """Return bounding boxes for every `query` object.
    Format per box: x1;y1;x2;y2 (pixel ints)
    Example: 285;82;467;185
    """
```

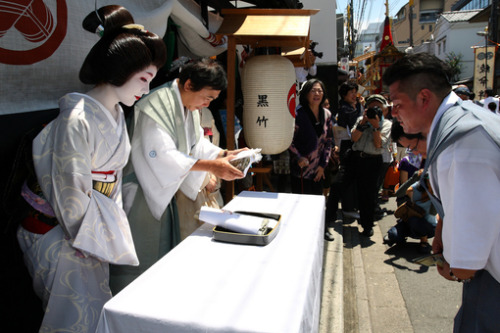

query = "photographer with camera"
295;42;322;87
349;94;392;237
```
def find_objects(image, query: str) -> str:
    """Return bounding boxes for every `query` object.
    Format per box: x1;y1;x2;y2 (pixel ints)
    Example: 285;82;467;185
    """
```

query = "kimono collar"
135;80;201;154
422;97;500;218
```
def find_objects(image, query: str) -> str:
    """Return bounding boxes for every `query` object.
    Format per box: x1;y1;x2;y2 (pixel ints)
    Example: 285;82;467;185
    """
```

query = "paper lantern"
242;54;296;155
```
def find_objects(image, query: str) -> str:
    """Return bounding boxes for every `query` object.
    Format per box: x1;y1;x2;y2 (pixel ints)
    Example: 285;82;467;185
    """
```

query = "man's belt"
354;151;381;158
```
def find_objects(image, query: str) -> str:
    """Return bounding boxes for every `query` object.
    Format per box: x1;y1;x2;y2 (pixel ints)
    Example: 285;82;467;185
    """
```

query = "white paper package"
198;206;277;235
229;148;262;177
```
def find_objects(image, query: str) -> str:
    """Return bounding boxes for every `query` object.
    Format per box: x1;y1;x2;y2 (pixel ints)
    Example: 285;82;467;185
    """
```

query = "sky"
336;0;408;31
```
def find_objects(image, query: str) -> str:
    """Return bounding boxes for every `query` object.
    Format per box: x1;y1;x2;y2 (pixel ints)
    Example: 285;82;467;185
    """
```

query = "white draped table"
96;191;325;333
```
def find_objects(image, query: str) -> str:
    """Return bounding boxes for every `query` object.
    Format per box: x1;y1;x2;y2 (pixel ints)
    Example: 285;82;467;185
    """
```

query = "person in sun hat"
453;85;471;101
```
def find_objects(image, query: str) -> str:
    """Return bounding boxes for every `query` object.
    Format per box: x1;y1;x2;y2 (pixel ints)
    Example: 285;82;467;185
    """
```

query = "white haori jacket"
130;79;221;220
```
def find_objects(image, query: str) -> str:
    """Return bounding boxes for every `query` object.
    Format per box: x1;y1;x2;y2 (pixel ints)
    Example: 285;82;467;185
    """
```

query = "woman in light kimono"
16;5;166;333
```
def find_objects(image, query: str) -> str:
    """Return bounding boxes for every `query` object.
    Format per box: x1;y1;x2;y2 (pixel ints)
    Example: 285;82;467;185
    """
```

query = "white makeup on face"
117;65;158;107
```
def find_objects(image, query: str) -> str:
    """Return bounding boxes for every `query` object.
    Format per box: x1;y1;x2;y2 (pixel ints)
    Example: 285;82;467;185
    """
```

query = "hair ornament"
95;24;104;37
123;23;146;32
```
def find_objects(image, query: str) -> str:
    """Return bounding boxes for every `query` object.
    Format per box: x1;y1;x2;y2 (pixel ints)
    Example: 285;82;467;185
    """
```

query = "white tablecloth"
96;191;325;333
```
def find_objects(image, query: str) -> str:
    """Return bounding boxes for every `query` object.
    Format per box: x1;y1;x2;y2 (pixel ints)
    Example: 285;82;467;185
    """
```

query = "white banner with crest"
0;0;226;115
473;45;496;99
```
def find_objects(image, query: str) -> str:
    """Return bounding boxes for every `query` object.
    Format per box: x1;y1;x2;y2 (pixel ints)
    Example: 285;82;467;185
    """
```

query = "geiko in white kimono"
109;80;221;293
17;93;138;333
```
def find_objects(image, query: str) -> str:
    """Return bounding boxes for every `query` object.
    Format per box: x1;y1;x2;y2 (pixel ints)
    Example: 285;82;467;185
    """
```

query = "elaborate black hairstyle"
178;58;227;92
79;5;167;86
298;78;327;108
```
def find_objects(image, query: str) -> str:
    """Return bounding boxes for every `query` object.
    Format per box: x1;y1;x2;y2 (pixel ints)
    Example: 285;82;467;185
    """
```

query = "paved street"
320;196;462;333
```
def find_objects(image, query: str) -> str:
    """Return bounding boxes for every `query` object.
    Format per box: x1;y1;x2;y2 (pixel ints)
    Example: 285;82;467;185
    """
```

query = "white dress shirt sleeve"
437;127;500;278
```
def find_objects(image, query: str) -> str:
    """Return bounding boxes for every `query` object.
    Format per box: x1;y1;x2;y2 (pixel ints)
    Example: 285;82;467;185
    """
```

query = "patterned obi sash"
92;170;116;197
20;169;117;234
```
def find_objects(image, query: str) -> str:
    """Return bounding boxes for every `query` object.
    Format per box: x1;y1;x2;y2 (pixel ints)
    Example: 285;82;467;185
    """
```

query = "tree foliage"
445;51;463;83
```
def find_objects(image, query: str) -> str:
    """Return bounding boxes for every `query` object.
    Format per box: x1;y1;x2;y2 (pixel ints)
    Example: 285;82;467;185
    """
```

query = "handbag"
394;201;426;221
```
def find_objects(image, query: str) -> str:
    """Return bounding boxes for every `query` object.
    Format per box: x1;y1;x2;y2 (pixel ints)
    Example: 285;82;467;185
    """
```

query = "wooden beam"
225;36;236;203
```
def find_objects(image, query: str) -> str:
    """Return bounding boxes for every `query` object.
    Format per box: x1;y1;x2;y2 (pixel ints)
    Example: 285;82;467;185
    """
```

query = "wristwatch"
449;269;472;283
357;124;369;132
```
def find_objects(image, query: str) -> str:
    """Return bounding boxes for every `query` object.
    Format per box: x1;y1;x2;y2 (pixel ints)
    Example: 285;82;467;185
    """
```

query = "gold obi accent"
92;180;116;197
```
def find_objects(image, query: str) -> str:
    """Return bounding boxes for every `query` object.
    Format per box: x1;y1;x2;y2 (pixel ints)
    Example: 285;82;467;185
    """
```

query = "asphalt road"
376;197;463;333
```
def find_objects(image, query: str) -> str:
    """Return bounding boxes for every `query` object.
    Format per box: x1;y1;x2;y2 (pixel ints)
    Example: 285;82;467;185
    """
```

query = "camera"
310;41;323;59
366;106;382;119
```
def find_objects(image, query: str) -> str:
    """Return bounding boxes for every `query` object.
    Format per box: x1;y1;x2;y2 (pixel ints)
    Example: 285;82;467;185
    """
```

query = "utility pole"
350;0;355;59
409;0;414;47
491;0;498;48
491;0;498;91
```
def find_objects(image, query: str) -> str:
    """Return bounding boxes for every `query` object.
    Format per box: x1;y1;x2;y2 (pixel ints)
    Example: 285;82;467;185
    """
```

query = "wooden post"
224;36;236;203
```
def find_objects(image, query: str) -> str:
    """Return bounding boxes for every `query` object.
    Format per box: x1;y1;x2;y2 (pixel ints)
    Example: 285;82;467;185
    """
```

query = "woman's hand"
314;166;325;182
367;114;380;129
226;147;248;157
205;174;218;193
218;147;249;158
298;157;309;168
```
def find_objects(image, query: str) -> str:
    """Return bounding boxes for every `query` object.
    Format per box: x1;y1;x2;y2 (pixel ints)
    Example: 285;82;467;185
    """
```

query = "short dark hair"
391;119;424;142
178;58;227;91
339;81;358;99
299;79;327;107
382;53;452;100
79;5;167;86
488;102;497;112
485;89;494;97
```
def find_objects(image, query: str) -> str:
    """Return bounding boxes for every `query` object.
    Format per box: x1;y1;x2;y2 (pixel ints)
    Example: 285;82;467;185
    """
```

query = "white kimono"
110;80;220;293
175;107;224;241
131;80;220;219
17;93;137;333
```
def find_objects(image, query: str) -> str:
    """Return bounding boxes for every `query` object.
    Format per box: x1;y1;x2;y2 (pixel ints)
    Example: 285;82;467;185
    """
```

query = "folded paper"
229;148;262;176
199;206;277;235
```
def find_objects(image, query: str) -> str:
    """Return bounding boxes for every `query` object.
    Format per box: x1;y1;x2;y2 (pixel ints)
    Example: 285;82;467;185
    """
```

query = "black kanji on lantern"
256;116;269;127
257;95;269;107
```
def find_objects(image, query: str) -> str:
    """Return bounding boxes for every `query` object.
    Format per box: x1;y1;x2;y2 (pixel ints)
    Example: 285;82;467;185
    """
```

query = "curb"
350;225;373;333
319;216;344;333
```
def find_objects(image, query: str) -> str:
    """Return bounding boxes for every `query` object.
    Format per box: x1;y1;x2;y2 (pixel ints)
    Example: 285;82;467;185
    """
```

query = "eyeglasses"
310;89;324;94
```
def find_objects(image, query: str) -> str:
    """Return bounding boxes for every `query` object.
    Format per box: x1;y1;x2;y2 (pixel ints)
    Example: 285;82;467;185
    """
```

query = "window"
438;43;441;55
429;25;433;32
443;40;446;53
420;10;440;23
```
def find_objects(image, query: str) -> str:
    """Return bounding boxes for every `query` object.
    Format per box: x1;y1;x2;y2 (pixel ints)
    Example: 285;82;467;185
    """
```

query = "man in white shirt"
383;53;500;333
480;89;499;113
295;51;317;88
